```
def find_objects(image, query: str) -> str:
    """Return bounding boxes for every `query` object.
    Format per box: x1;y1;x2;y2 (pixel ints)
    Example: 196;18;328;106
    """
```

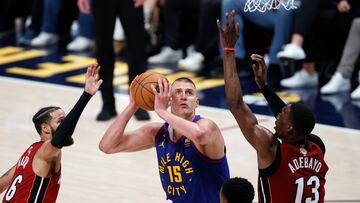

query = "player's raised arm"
251;54;326;154
36;64;102;161
218;11;277;163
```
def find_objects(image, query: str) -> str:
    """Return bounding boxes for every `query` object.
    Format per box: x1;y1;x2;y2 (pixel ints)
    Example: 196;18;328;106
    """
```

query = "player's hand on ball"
152;78;171;111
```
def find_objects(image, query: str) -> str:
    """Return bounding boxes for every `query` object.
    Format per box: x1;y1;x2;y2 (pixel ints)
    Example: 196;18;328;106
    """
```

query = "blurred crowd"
1;0;360;101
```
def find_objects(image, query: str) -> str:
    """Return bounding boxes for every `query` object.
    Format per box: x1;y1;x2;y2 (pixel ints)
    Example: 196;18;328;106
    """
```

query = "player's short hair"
289;103;315;135
32;106;61;134
221;177;254;203
173;77;196;88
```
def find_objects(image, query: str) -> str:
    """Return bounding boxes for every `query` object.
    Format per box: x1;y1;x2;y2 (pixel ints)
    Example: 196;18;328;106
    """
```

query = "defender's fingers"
251;64;259;74
89;63;96;76
94;65;101;76
231;10;236;26
96;79;103;88
86;65;92;77
216;20;226;35
236;23;240;36
225;12;229;29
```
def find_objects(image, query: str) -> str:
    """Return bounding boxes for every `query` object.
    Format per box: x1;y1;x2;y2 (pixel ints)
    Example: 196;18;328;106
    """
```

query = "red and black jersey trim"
258;177;271;203
27;176;50;203
259;143;281;177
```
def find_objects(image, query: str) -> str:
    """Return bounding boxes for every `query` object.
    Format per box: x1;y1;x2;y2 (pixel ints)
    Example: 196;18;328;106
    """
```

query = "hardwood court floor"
0;76;359;202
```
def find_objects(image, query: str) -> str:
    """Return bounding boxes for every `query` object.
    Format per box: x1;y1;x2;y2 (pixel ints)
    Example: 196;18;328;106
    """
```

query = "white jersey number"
5;174;23;201
295;175;320;203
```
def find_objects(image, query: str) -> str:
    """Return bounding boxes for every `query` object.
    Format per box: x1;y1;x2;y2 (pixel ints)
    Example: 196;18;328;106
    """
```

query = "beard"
50;126;74;147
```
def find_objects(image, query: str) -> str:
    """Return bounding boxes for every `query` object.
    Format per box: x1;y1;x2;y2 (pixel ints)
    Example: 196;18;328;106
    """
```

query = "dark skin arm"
251;55;326;154
251;54;286;116
217;11;278;169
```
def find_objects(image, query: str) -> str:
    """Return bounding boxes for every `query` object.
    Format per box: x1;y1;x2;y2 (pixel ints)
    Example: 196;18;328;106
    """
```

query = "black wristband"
260;85;286;117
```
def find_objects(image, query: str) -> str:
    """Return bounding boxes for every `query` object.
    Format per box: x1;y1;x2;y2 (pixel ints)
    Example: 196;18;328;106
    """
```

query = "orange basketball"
130;71;165;111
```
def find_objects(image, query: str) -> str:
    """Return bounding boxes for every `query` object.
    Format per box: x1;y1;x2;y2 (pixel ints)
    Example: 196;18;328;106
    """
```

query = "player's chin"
63;138;74;147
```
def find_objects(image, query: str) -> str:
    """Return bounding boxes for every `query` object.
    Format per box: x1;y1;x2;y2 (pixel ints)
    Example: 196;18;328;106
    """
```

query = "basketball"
130;71;165;111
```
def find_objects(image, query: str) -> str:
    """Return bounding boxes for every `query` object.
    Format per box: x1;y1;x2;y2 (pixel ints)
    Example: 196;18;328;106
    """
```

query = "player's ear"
196;97;199;108
41;123;51;134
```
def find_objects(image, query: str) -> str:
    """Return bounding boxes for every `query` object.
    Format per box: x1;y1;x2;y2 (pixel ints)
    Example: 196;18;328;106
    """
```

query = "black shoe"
96;108;117;121
134;109;150;121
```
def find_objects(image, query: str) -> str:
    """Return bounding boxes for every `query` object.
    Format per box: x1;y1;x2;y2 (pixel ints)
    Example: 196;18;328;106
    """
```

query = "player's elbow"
99;142;114;154
192;129;207;144
228;98;248;112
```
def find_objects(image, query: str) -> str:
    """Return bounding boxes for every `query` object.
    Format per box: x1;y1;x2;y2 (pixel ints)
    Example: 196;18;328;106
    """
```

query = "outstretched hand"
250;54;267;88
216;10;240;49
84;63;103;95
151;78;171;112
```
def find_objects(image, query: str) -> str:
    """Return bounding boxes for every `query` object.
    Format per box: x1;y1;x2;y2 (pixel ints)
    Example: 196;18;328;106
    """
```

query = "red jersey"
3;142;61;203
258;141;328;203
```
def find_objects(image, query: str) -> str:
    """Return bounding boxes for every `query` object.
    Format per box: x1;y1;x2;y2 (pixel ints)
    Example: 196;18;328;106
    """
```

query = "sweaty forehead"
172;81;196;90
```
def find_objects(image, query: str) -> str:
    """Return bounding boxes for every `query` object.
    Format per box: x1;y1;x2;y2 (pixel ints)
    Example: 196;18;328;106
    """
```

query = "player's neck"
179;113;196;122
168;128;181;143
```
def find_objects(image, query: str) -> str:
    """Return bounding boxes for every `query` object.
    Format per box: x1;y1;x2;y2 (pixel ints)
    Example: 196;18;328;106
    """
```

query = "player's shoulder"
196;117;218;127
140;122;165;134
307;134;326;155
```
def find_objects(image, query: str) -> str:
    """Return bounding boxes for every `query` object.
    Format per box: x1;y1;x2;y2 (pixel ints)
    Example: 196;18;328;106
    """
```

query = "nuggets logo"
158;152;194;197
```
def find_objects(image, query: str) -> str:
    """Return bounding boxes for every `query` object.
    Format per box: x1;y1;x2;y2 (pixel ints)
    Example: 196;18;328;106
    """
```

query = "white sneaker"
148;46;183;64
277;43;306;60
320;72;351;94
351;85;360;99
280;70;318;88
178;52;204;72
30;32;58;47
66;36;95;52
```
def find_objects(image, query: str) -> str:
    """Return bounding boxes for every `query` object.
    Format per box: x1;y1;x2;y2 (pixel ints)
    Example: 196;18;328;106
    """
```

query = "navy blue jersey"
155;115;230;203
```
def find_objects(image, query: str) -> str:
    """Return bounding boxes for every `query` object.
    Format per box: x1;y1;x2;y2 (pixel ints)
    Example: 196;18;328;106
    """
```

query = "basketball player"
220;177;254;203
0;64;102;202
99;77;230;202
218;11;328;202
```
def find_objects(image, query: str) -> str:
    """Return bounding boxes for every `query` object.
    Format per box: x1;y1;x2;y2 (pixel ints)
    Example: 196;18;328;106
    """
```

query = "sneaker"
280;70;318;88
320;72;351;94
277;43;306;60
66;36;95;52
18;29;38;45
178;52;204;72
351;85;360;100
148;46;182;64
30;32;58;47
